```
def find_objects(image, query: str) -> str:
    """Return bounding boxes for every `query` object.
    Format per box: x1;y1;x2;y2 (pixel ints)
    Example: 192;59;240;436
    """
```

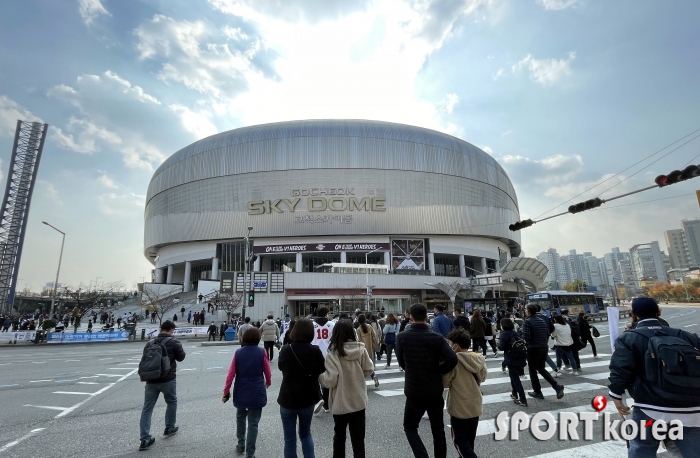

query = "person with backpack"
577;312;598;358
609;297;700;456
442;328;487;458
138;320;186;451
222;327;272;458
382;314;400;369
498;318;528;407
559;309;583;370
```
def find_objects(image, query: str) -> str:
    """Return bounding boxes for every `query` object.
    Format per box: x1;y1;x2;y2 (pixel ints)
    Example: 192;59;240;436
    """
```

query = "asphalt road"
0;305;698;458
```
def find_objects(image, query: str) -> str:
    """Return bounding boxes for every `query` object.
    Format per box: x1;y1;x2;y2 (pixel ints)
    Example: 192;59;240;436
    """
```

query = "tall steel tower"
0;120;48;314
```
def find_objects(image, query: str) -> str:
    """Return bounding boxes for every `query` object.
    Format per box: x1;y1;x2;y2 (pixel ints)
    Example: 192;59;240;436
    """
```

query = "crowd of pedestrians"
135;297;696;458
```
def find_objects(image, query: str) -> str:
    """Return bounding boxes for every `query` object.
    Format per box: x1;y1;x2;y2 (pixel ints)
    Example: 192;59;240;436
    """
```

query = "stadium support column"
183;261;192;292
459;255;466;278
428;252;435;276
155;268;164;283
212;257;219;280
481;258;487;276
296;252;303;272
166;265;173;283
384;251;391;268
340;252;347;263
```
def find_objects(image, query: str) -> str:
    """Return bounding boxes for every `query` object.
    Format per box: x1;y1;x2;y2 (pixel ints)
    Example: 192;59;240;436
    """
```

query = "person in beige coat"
355;314;379;387
443;328;487;458
319;320;374;458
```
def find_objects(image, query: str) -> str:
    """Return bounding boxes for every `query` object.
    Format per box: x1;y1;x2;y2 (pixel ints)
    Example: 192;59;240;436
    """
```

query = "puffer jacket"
146;333;186;384
551;323;573;347
259;319;280;342
443;351;487;419
319;341;374;415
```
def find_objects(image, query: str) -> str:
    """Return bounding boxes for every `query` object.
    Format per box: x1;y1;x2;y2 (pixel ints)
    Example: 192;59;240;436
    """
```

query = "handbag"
591;326;600;338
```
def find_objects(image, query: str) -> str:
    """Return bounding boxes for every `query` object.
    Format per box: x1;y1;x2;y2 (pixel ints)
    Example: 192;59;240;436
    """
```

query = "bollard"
141;328;146;340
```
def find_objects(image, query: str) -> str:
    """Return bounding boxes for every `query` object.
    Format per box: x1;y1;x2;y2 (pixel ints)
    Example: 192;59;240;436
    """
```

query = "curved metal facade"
144;120;521;259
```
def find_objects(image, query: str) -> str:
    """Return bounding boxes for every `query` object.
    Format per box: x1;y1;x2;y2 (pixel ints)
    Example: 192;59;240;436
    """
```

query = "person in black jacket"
396;303;458;458
498;318;527;407
453;308;470;331
139;321;186;451
399;310;411;333
523;305;564;400
278;318;325;458
219;321;228;341
577;313;597;358
207;322;218;341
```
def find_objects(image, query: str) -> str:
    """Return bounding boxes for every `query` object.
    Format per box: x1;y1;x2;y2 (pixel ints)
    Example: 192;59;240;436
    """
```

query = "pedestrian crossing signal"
248;293;255;307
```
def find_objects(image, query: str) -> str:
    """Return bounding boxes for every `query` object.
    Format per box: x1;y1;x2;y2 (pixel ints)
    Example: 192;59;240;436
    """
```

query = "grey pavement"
0;306;698;457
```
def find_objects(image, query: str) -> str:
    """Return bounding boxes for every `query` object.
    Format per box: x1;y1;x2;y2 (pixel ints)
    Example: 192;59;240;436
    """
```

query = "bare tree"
217;293;244;318
334;283;366;314
140;286;181;325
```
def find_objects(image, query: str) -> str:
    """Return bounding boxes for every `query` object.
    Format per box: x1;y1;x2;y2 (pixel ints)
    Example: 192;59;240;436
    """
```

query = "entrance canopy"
498;257;549;291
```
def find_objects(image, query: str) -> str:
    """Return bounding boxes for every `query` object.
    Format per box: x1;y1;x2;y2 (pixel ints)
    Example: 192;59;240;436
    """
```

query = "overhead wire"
532;126;700;220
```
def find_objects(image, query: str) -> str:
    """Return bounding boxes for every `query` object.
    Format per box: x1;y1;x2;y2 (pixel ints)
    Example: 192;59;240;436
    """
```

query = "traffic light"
568;197;603;214
509;219;534;231
655;165;700;187
248;292;255;307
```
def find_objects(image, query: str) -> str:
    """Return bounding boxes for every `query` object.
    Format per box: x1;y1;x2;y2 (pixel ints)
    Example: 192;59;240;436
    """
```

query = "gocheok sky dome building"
144;119;533;321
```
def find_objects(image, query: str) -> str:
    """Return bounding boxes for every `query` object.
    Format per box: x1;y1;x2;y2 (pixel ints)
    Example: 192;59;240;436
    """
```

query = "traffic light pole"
242;226;252;321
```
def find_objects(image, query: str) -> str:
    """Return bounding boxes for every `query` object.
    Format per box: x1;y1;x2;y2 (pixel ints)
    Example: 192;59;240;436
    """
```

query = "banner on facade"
253;242;390;254
144;326;209;338
46;330;131;343
10;331;37;342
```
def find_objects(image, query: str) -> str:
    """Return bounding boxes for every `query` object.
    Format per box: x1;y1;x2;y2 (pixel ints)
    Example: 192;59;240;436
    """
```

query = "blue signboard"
46;330;131;343
253;281;267;288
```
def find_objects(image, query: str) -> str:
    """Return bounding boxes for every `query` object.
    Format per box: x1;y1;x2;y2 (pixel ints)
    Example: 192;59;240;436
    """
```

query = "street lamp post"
365;248;380;310
242;226;253;321
43;221;65;318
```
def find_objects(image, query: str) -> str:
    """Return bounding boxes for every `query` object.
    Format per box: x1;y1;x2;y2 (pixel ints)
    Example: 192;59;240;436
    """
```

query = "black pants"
526;347;559;394
404;396;447;458
450;416;479;458
485;337;498;353
322;386;330;409
508;364;526;402
472;337;487;355
583;336;597;356
333;409;365;458
208;333;216;341
264;341;275;360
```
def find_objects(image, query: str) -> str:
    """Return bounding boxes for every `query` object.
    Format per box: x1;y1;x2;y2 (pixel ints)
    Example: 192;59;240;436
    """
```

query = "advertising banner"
11;331;37;342
607;306;620;351
144;326;209;339
253;242;390;254
46;330;131;343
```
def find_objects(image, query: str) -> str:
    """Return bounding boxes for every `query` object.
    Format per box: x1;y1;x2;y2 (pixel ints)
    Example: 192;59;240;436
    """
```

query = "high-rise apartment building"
680;218;700;267
629;242;668;284
664;229;690;269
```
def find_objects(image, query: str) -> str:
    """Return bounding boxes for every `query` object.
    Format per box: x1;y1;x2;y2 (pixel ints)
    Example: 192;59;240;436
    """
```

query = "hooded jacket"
551;323;574;347
318;341;374;415
443;351;487;419
356;323;377;352
259;319;280;342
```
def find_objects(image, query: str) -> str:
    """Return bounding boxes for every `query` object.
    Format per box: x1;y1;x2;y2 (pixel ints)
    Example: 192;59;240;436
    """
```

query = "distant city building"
629;242;668;285
681;218;700;268
664;228;690;269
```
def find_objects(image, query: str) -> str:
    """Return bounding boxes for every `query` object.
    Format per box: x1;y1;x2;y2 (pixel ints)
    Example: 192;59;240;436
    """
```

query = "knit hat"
632;297;658;318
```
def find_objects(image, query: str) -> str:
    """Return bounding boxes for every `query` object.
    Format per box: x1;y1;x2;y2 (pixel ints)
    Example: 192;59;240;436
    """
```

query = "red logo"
592;395;607;412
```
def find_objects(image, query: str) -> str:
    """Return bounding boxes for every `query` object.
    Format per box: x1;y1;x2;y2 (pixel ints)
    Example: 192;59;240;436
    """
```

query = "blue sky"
1;0;699;292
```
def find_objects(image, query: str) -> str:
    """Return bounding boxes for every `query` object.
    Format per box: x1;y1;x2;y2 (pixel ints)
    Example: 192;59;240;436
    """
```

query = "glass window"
303;253;340;272
270;256;296;272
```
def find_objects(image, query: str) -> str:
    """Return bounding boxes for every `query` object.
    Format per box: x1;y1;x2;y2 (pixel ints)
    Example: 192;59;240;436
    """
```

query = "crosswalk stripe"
480;383;603;404
580;372;610;380
525;440;628;457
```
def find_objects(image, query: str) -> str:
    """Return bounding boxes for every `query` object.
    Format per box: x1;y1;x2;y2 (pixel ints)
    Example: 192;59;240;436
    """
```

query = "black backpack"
630;327;700;403
566;317;585;350
509;335;527;361
138;337;172;381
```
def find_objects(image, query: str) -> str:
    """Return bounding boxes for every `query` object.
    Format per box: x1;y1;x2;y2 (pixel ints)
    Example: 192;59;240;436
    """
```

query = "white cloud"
98;192;145;216
48;72;167;170
493;68;505;80
169;104;218;139
537;0;578;10
481;146;494;155
77;0;111;26
223;26;249;41
0;95;43;136
512;52;576;85
502;153;583;184
436;93;459;114
97;172;119;189
542;173;635;200
209;0;372;24
37;180;63;206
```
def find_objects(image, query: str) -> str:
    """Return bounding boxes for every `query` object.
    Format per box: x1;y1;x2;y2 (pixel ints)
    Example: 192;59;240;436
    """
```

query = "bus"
315;263;390;274
524;291;604;316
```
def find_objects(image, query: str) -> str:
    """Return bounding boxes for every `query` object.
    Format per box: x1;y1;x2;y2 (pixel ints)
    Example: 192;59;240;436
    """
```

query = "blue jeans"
555;346;578;370
280;405;315;458
139;380;177;440
629;407;700;458
237;407;262;458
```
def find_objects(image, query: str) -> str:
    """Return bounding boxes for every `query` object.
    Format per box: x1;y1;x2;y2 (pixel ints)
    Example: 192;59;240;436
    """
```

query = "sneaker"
527;391;544;400
572;371;579;376
323;408;329;413
494;350;500;357
384;365;390;369
510;393;518;400
235;444;245;453
399;367;404;372
374;376;380;388
553;371;563;378
421;412;429;420
502;367;507;373
139;438;155;451
163;425;179;436
514;399;528;407
313;400;324;414
556;384;565;399
593;355;601;359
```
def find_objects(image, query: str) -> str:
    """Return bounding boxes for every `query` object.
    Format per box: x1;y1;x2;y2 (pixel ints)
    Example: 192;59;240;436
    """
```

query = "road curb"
200;341;241;347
